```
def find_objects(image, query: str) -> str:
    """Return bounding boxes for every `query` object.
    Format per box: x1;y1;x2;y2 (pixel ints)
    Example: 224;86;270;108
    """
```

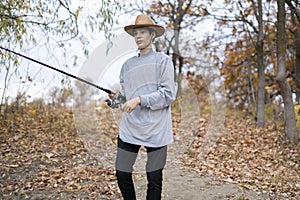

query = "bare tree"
255;0;265;127
276;0;299;144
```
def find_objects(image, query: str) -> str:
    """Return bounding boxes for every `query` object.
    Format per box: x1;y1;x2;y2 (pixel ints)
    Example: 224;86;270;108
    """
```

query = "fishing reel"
105;94;125;109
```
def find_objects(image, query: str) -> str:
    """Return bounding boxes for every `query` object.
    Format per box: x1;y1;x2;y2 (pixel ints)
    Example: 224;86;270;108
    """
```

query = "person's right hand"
121;96;140;113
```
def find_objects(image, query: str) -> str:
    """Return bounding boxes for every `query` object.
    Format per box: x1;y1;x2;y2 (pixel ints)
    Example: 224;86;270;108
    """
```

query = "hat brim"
124;24;165;38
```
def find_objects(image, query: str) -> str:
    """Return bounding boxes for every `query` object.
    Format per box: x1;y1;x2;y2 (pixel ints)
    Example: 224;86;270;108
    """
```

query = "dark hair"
147;28;157;40
147;27;155;34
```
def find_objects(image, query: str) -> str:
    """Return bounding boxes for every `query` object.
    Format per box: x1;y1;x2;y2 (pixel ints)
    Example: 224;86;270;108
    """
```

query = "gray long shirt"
119;51;176;147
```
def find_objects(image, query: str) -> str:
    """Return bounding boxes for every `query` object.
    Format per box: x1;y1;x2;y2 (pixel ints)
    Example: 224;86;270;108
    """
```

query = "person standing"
110;14;176;200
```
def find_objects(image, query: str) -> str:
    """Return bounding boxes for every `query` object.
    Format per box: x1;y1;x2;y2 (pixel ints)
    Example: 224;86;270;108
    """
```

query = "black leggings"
116;137;167;200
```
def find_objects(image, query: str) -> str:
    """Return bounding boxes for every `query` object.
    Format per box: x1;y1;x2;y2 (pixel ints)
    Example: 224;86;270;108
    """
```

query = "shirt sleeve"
139;55;176;110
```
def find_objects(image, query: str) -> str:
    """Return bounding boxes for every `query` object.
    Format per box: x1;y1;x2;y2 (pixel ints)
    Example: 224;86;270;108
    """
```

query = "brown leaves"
181;115;300;199
0;105;119;199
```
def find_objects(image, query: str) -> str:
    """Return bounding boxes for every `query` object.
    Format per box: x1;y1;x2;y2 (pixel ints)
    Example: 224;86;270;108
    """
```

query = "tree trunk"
294;30;300;104
286;0;300;103
276;0;299;144
173;26;181;98
246;37;256;115
290;7;300;104
256;0;265;127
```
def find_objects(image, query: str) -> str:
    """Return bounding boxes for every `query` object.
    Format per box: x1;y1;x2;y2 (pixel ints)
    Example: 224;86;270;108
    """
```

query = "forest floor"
0;105;299;199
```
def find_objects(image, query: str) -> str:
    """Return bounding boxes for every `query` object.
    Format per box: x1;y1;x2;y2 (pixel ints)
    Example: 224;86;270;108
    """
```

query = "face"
132;28;155;50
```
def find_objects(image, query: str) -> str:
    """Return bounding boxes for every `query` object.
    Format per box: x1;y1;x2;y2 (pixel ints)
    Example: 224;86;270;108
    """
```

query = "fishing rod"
0;46;112;94
0;46;122;108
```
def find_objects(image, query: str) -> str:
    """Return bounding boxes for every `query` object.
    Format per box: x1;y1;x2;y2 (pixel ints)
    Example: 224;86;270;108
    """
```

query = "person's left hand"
122;96;140;113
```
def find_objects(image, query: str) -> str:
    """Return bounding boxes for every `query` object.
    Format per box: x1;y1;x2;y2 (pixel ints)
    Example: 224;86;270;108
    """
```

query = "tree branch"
286;0;300;22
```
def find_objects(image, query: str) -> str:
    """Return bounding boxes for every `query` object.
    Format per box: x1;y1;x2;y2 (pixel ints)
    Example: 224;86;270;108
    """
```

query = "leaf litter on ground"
180;114;300;199
0;104;299;199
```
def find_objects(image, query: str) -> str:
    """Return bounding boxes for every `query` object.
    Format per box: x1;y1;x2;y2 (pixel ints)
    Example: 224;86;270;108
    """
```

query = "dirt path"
128;133;274;200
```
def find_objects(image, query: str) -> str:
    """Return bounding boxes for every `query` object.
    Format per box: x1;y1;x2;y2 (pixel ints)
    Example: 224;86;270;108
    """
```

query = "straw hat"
124;14;165;38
